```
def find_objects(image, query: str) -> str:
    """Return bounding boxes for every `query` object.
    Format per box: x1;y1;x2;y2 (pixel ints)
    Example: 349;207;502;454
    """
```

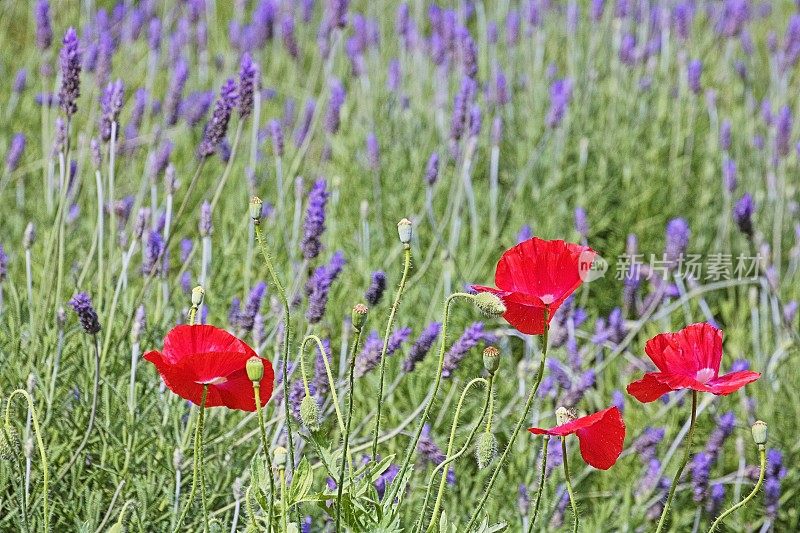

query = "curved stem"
424;376;491;533
466;313;550;530
173;386;208;533
254;222;295;474
707;446;766;533
335;325;364;532
279;468;288;533
388;292;475;508
655;390;698;533
561;437;578;533
371;246;413;460
4;390;48;532
253;384;274;533
528;437;549;533
301;335;345;433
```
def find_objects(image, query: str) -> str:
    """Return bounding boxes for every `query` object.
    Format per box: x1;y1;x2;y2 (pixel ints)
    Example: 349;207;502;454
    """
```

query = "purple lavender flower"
281;15;299;59
506;9;520;45
69;292;101;334
58;28;82;117
723;157;737;192
402;322;442;372
366;133;380;170
733;193;755;237
375;463;399;500
99;79;125;142
164;58;189;126
574;207;588;239
691;451;714;502
149;141;173;181
784;300;798;325
269;119;285;157
228;297;241;329
35;1;53;51
324;79;346;134
356;327;411;377
517;224;533;243
518;484;530;516
764;448;786;519
612;390;625;413
547;358;572;389
633;427;665;463
13;69;27;94
450;76;476;142
687;59;702;94
546;78;573;128
468;105;482;138
240;282;267;333
775;105;793;158
197;79;238;159
442;322;496;378
365;271;387;306
125;88;148;141
301;179;329;260
142;230;165;276
0;244;7;283
664;218;690;266
706;483;725;516
720;119;732;151
424;152;439;186
417;424;455;484
5;134;26;173
294;99;315;146
238;53;259;119
460;28;478;79
182;91;214;127
327;0;349;29
95;31;114;89
306;251;346;323
562;369;595;407
148;17;162;52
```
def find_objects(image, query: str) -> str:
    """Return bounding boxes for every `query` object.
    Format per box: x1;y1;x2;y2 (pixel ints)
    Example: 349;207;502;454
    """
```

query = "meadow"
0;0;798;531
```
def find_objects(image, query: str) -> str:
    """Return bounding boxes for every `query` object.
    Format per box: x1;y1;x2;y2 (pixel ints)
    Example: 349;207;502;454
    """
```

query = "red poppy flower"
528;406;625;470
472;237;595;335
144;325;274;412
626;323;760;403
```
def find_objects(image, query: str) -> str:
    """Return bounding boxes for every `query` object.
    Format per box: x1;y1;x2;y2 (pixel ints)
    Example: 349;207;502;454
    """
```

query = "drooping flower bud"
249;196;263;222
397;218;412;245
191;286;205;307
473;292;506;317
475;431;497;469
751;420;767;446
482;346;501;375
300;395;320;431
352;303;368;331
273;446;288;468
246;356;264;382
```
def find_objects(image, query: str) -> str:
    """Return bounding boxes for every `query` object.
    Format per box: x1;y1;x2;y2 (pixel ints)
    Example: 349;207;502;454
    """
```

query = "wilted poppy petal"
162;324;256;364
626;372;675;403
708;370;761;395
575;407;625;470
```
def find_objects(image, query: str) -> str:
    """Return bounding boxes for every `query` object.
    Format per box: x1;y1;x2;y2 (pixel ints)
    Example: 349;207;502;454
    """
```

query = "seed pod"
475;432;497;469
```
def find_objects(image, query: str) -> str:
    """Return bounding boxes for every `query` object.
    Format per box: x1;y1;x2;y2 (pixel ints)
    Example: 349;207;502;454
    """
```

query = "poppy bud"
106;524;123;533
191;286;205;307
751;420;767;446
352;303;368;331
249;196;263;222
483;346;500;375
397;218;412;245
473;292;506;318
246;356;264;382
555;406;576;426
273;446;288;468
300;395;320;431
475;431;497;469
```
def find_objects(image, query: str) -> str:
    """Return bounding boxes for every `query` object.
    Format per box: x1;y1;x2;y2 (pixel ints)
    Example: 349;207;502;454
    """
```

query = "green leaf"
288;456;314;505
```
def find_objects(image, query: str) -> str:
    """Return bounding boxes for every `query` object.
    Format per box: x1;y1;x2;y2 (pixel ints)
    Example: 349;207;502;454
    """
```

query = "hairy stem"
707;445;766;533
173;386;208;533
527;436;550;533
562;437;579;533
253;384;274;533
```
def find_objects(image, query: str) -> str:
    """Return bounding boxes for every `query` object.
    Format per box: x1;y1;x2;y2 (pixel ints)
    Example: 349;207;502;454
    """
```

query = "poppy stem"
253;384;275;533
335;321;365;532
562;436;579;533
465;311;550;531
527;436;549;533
254;222;296;478
707;445;766;533
655;389;698;533
302;335;345;433
371;246;413;462
424;376;492;533
279;466;288;533
173;385;208;533
387;292;475;509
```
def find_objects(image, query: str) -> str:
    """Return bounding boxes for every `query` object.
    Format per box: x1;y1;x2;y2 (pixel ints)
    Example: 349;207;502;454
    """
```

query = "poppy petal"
575;407;625;470
708;370;761;395
626;372;675;403
528;407;614;437
145;350;206;406
644;323;723;376
162;325;256;364
494;238;594;304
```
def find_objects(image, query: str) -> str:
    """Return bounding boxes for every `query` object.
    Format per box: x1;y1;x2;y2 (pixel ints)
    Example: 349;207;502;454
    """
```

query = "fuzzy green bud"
475;431;497;469
397;218;412;245
246;356;264;382
482;346;500;375
352;303;368;331
751;420;767;446
191;285;205;307
555;406;576;426
300;395;320;432
106;524;124;533
249;196;263;222
273;446;288;468
473;292;507;318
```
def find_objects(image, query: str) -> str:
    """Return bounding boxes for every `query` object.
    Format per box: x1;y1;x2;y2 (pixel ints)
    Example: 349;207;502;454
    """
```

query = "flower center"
695;368;715;384
540;294;555;305
197;376;228;385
